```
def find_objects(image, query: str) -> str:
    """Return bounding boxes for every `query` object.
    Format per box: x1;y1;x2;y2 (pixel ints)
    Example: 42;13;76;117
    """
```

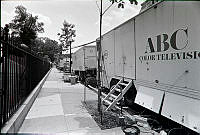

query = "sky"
1;0;144;52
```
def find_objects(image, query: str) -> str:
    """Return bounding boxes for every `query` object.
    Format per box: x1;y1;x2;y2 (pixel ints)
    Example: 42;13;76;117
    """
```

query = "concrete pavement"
18;67;125;135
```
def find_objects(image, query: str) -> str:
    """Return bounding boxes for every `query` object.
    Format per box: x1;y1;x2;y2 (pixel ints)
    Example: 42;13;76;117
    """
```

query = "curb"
1;68;52;133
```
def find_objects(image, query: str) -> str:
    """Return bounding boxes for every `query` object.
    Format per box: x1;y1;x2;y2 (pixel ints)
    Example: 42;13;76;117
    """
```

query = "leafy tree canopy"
9;5;44;48
58;20;76;51
110;0;138;8
32;37;61;62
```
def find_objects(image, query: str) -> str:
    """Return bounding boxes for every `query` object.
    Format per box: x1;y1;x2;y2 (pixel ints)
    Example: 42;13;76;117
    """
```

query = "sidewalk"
18;67;124;135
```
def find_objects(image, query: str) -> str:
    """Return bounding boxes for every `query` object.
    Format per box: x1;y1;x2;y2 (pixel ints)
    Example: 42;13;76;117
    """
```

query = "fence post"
29;56;32;92
3;25;9;125
0;28;3;132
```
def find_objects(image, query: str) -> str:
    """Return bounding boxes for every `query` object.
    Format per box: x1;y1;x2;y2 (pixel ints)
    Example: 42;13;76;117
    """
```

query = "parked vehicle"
58;58;66;71
99;1;200;133
72;46;97;84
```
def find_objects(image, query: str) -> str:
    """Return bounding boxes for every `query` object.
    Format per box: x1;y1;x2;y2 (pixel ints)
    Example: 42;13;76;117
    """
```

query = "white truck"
72;45;97;82
58;58;66;71
100;1;200;133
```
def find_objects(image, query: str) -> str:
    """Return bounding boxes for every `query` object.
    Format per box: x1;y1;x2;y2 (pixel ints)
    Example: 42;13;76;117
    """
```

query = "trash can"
70;76;77;85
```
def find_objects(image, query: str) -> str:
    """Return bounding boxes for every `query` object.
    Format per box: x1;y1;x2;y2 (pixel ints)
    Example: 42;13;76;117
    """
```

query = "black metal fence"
0;26;51;129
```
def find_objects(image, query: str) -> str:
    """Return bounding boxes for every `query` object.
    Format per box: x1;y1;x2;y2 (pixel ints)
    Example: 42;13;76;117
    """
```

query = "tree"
33;37;60;62
9;5;44;48
58;20;76;51
109;0;138;8
58;20;76;73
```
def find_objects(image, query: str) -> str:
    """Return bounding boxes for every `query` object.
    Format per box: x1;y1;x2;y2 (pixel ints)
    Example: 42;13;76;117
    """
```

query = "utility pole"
69;41;72;73
97;0;103;123
97;0;114;124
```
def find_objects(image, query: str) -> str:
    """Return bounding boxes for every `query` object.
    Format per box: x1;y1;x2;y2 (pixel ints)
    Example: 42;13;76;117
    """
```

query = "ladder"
102;78;133;112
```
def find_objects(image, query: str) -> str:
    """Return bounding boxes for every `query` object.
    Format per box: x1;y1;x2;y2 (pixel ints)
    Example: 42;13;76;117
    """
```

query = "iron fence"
0;26;51;130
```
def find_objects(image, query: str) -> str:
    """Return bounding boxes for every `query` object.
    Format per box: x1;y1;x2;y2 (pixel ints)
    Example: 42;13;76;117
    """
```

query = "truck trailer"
99;1;200;133
72;45;97;82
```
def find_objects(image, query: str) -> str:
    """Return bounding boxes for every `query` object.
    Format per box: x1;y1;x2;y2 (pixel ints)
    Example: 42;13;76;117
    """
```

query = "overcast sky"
1;0;144;52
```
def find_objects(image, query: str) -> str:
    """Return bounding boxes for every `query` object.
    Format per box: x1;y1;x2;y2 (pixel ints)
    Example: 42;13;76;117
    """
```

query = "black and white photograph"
1;0;200;135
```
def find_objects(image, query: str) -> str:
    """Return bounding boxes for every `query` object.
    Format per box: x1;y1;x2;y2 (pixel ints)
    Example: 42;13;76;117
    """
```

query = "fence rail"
0;26;51;129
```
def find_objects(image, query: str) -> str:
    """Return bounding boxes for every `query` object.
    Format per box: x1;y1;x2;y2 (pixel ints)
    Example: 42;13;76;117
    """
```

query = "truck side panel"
72;52;76;70
72;46;97;71
72;48;84;71
100;1;200;132
135;1;200;132
114;20;136;79
84;46;97;69
85;46;96;57
101;31;115;87
135;1;200;97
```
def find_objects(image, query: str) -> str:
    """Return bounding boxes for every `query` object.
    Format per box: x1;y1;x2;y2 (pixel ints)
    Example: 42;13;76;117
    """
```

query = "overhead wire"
71;40;96;49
